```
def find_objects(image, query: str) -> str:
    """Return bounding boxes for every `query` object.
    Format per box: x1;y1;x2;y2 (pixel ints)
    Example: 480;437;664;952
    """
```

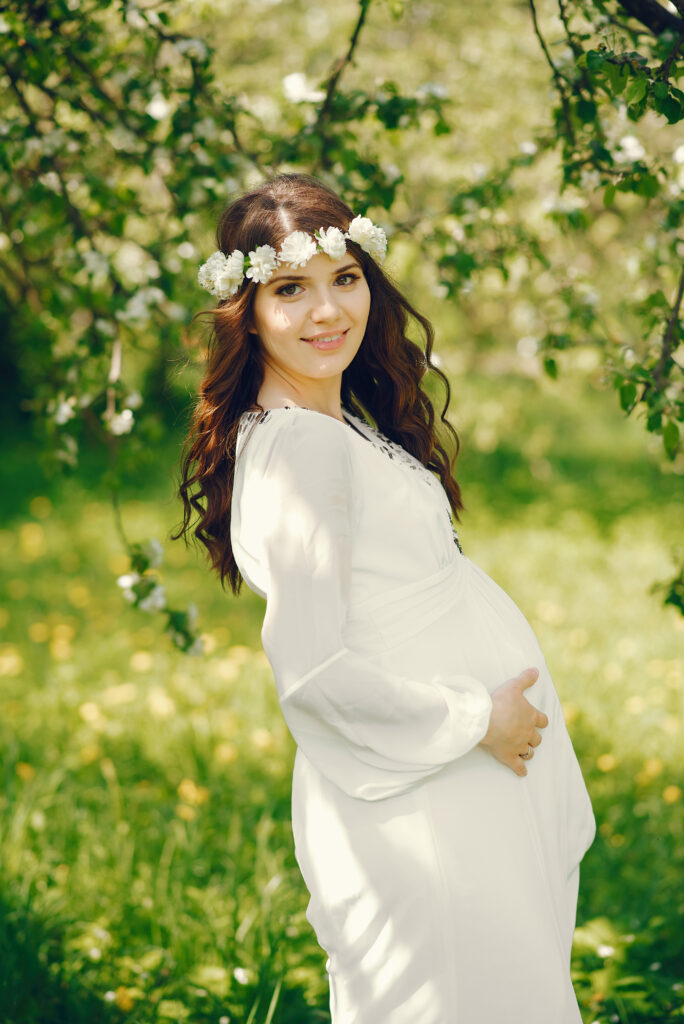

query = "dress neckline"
239;404;372;437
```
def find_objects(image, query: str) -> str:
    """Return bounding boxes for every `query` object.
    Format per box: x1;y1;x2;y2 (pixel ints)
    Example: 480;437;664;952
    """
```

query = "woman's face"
250;251;371;387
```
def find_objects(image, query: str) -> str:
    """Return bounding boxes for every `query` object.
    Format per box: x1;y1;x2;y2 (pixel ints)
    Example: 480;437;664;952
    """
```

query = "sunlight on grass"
1;372;682;1023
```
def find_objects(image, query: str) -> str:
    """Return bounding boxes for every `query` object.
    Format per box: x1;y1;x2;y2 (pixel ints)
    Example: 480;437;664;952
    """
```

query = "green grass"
1;369;683;1023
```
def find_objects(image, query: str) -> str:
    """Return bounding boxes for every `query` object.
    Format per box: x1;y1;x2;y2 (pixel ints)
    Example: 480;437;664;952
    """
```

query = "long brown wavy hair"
172;172;464;594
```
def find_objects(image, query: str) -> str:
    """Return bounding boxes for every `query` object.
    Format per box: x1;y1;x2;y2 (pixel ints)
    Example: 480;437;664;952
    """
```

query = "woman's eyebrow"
268;262;359;284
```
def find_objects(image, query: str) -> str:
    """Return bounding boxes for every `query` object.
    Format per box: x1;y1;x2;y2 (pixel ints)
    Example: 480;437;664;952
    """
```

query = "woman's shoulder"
236;405;354;471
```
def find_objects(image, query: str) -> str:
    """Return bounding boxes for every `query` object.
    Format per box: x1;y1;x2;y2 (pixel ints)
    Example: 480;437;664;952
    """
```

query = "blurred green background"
2;0;683;1021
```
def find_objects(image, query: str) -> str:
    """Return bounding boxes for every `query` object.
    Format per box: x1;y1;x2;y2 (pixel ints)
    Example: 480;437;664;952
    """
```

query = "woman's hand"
479;667;548;777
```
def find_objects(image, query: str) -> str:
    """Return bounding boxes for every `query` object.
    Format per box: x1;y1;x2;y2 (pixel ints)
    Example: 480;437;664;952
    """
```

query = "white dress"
231;405;596;1024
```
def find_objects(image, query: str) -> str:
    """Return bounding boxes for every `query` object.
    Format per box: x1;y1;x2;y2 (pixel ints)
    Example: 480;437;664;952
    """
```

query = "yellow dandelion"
67;583;90;608
114;986;136;1012
0;646;24;677
663;785;682;805
635;757;663;787
79;702;101;724
200;632;218;655
19;522;46;561
102;682;137;706
176;803;196;821
215;658;240;682
177;778;209;805
147;686;175;718
214;742;239;765
79;743;102;765
29;496;52;519
251;727;274;751
15;761;35;781
131;650;154;673
28;622;50;643
597;753;617;773
100;758;117;782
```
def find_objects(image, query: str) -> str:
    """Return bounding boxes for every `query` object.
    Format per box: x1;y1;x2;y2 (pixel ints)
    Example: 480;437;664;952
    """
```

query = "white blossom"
187;636;204;656
346;216;387;264
142;538;164;567
146;93;170;120
124;390;143;410
278;231;318;268
115;293;153;324
282;72;325;104
597;944;615;958
198;250;245;299
106;408;135;435
315;226;347;260
54;396;78;425
117;572;141;603
673;144;684;165
139;584;166;612
617;135;646;162
174;38;209;61
245;244;278;284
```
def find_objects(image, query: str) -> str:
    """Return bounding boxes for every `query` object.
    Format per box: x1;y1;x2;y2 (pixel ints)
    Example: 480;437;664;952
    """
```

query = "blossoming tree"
1;0;681;648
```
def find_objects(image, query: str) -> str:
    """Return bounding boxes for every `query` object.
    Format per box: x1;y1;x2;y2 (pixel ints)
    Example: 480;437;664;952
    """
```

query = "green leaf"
619;383;637;411
543;357;558;379
586;51;605;72
604;61;628;96
603;184;616;207
624;74;648;106
576;98;597;123
663;420;679;459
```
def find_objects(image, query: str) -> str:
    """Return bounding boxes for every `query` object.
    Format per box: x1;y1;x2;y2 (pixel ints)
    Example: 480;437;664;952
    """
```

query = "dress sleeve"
249;412;493;801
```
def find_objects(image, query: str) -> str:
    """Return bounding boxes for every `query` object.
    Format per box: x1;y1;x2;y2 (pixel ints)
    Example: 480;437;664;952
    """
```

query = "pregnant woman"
174;172;596;1023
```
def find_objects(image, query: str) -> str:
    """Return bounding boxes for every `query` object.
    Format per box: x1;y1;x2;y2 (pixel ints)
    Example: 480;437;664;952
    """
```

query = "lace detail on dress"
236;407;464;554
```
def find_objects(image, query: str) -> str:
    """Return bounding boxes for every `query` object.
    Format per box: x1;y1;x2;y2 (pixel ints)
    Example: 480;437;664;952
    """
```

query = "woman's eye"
276;283;302;296
336;272;359;286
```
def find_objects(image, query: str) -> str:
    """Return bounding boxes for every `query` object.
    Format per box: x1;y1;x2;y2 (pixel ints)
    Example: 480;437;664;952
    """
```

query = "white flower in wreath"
214;250;245;298
245;244;278;284
198;249;245;299
315;226;347;261
278;230;318;268
346;216;387;264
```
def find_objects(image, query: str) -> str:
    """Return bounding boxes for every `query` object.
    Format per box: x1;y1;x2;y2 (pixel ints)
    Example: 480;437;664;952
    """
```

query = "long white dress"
231;405;596;1024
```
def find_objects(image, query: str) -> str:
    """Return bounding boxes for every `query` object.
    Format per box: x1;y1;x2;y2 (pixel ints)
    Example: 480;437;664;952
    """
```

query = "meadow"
1;365;682;1024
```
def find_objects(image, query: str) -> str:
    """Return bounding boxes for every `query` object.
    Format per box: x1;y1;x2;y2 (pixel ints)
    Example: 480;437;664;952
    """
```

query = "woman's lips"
303;329;348;351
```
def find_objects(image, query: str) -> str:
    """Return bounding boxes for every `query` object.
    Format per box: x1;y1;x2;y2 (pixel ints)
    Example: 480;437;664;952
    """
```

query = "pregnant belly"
347;555;549;703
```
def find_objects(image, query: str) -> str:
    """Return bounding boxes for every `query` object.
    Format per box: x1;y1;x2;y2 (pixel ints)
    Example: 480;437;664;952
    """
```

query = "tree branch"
529;0;576;146
315;0;372;131
656;31;684;79
616;0;683;35
654;263;684;389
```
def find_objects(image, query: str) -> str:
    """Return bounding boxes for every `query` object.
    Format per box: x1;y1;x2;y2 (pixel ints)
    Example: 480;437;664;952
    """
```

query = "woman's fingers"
534;709;549;729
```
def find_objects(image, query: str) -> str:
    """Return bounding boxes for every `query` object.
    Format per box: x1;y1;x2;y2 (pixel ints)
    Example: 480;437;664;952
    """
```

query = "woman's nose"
309;288;342;322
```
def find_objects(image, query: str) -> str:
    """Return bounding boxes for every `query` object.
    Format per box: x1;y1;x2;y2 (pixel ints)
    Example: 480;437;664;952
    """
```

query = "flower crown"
197;215;387;301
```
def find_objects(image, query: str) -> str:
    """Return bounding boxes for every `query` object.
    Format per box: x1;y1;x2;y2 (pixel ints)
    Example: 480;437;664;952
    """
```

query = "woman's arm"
244;411;494;801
